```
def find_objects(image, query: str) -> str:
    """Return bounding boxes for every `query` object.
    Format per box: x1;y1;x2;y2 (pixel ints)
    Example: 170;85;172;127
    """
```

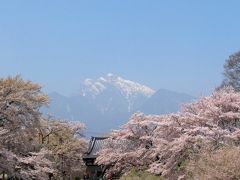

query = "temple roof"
83;136;109;159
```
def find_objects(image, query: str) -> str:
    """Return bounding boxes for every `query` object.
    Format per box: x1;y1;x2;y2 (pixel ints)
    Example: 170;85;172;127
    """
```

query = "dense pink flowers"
96;87;240;178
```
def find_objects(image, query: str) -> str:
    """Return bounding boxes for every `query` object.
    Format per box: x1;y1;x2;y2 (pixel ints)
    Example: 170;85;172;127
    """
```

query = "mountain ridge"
43;74;195;136
80;73;155;112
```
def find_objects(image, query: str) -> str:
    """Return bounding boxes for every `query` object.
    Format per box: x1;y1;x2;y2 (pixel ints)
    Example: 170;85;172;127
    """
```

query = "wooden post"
3;171;5;180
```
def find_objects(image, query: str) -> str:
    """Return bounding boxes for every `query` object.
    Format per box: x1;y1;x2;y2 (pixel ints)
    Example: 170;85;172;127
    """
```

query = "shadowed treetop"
220;51;240;91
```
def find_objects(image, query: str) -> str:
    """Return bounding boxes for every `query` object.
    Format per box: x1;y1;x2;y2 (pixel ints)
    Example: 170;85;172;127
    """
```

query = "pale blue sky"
0;1;239;96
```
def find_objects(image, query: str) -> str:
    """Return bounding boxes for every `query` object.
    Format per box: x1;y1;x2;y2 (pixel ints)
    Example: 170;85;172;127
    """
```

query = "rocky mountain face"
80;73;155;112
43;74;194;136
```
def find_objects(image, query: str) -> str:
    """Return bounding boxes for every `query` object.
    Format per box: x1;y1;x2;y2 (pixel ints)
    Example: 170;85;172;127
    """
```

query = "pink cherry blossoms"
96;87;240;178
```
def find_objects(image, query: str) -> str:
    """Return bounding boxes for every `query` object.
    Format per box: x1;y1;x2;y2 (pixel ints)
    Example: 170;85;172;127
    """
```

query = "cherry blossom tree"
0;148;54;180
0;76;87;179
39;119;87;179
96;87;240;178
0;75;49;153
186;146;240;179
0;76;55;179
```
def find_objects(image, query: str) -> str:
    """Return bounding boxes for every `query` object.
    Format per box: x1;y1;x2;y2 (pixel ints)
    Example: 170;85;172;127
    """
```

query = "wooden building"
83;136;109;179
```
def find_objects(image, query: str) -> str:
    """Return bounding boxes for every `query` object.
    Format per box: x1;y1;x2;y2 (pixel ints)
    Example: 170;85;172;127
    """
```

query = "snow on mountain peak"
113;76;155;98
99;77;107;82
83;78;106;95
107;73;113;77
80;74;155;112
81;74;155;98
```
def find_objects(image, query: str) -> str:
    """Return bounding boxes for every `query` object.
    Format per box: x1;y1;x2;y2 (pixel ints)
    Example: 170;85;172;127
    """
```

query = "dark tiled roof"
83;136;135;161
83;136;109;159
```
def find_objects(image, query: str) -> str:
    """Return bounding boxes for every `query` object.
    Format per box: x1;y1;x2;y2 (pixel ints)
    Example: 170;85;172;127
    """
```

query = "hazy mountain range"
42;74;194;136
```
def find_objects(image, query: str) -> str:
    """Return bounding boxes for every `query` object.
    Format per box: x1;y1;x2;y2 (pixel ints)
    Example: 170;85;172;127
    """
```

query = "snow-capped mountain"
80;73;155;112
82;73;154;97
43;74;195;136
